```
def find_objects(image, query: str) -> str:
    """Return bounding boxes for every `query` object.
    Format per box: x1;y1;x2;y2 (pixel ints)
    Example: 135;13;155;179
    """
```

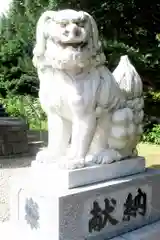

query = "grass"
138;143;160;169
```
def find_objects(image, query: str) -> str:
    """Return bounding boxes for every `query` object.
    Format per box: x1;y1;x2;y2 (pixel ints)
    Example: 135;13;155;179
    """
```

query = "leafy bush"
0;95;47;130
144;91;160;103
142;124;160;144
144;90;160;118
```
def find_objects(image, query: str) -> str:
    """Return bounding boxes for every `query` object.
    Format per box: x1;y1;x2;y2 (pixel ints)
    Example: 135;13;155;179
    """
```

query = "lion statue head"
33;9;106;70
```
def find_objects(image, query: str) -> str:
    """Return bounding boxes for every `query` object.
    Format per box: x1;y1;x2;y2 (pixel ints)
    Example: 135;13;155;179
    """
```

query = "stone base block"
112;220;160;239
3;219;160;240
10;169;160;240
31;156;145;189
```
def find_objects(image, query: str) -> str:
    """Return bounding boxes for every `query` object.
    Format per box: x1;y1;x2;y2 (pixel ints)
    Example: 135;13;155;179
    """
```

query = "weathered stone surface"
31;156;145;189
0;118;28;157
120;220;160;240
10;169;160;240
2;219;160;240
34;9;144;169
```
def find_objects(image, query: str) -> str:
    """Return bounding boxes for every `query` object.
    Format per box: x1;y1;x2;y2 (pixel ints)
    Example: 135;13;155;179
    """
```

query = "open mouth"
58;41;88;49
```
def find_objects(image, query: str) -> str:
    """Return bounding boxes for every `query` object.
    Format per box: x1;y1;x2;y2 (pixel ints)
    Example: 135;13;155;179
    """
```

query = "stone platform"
31;156;145;189
10;168;160;240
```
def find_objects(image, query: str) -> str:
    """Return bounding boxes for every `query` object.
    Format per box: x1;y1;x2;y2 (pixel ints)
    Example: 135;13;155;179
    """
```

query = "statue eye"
78;20;86;27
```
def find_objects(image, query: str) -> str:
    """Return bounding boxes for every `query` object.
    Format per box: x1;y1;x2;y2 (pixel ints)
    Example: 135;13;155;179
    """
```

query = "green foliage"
144;91;160;119
0;95;47;130
0;0;160;96
0;0;49;96
142;124;160;145
145;91;160;103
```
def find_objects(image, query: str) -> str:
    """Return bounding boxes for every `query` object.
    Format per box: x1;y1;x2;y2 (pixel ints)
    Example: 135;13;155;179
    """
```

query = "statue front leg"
36;113;71;163
60;113;97;169
48;113;72;155
71;114;97;157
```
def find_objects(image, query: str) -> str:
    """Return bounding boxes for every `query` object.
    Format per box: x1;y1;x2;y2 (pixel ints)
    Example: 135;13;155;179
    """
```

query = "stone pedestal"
117;220;160;240
10;157;160;240
31;156;145;189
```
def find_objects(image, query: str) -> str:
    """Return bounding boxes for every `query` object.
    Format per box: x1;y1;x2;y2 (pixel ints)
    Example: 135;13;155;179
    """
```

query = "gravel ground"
0;156;34;222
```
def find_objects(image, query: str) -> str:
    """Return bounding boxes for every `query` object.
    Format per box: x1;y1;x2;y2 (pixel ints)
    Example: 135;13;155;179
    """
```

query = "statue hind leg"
85;108;138;165
85;112;119;165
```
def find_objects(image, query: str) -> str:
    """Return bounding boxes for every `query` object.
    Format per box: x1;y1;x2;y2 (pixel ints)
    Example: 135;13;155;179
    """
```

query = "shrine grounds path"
0;130;159;222
137;143;160;169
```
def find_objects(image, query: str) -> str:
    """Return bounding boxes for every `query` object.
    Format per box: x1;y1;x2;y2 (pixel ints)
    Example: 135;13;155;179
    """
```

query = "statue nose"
73;28;81;37
64;24;81;38
70;23;81;37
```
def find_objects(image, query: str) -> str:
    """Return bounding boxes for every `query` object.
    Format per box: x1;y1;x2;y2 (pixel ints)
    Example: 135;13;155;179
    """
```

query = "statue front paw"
87;152;114;165
58;156;85;170
35;149;85;169
35;148;57;163
85;149;123;165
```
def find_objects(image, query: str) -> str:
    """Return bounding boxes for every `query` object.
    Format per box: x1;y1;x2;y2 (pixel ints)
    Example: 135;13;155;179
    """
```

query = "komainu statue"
33;9;144;169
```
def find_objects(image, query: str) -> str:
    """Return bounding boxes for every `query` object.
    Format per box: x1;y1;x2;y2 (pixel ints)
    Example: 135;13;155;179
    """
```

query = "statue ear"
81;11;99;50
33;11;56;57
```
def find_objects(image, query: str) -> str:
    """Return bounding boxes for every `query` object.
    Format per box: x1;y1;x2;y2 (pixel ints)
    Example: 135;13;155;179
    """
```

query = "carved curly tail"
113;55;144;125
113;55;143;99
109;55;144;156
